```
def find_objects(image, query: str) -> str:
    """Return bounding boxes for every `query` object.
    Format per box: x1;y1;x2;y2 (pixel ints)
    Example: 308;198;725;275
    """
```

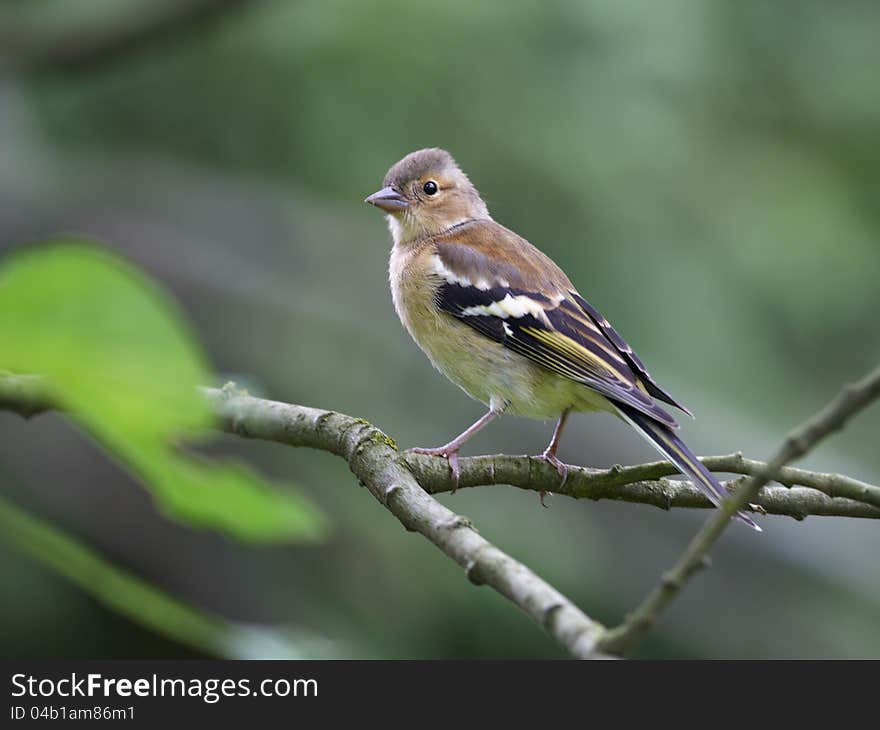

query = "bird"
365;148;759;530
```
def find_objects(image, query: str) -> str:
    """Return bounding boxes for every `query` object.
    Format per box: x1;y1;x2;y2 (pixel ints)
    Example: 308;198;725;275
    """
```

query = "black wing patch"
436;281;679;428
570;292;692;416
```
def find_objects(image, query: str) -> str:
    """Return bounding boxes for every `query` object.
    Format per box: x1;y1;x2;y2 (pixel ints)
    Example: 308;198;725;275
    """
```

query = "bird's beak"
364;186;409;212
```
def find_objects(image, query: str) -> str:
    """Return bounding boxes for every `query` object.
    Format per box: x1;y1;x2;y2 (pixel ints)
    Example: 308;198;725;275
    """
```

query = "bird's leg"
534;409;571;507
408;407;502;489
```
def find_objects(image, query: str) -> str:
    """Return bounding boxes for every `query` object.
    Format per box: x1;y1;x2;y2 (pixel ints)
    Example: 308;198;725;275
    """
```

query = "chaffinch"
366;148;758;530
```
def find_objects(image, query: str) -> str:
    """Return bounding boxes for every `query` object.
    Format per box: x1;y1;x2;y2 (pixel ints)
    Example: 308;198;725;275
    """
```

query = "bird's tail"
615;403;761;531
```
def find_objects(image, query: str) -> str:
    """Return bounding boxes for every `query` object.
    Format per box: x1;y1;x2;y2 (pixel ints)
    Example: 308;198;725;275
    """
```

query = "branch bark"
598;364;880;655
410;453;880;520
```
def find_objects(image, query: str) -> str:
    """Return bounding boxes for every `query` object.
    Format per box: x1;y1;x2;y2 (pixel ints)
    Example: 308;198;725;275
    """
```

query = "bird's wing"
432;221;684;428
568;292;692;416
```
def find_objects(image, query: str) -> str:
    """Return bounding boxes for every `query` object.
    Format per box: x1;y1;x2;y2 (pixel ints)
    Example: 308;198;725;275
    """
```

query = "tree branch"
598;363;880;655
4;373;878;519
203;388;612;659
410;453;880;520
0;373;54;417
2;377;611;657
3;372;880;658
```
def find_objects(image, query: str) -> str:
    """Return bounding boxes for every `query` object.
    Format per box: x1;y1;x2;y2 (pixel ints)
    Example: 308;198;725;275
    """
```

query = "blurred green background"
1;0;879;659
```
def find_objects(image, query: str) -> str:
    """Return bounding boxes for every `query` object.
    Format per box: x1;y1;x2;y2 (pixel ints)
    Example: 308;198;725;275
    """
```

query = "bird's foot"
407;445;461;491
533;451;570;508
534;450;569;482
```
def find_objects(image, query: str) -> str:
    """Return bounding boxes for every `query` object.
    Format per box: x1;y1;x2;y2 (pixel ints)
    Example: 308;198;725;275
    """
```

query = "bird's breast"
388;242;598;417
388;242;437;344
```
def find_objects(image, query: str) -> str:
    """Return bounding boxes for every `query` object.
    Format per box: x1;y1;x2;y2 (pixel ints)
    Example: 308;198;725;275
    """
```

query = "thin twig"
598;364;880;655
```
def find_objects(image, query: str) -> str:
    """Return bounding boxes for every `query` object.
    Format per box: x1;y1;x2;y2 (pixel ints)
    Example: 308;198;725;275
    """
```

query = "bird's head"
365;148;489;245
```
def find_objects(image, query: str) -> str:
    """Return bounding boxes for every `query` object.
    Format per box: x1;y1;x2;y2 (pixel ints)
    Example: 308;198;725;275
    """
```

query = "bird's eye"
423;180;438;196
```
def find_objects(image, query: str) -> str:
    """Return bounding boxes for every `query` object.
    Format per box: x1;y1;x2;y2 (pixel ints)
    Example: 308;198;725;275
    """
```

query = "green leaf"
0;239;327;543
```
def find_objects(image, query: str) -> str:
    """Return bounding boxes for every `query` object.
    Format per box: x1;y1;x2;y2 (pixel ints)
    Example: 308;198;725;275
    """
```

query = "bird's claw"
535;451;569;483
533;451;570;507
408;446;461;491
